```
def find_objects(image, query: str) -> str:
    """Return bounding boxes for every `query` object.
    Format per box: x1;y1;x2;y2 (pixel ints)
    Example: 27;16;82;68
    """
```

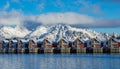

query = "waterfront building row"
0;37;120;53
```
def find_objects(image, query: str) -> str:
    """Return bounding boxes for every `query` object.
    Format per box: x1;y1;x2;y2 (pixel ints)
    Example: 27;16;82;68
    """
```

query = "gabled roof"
20;39;29;44
57;38;68;43
73;38;85;43
113;38;120;42
91;38;101;43
3;40;9;43
43;38;52;43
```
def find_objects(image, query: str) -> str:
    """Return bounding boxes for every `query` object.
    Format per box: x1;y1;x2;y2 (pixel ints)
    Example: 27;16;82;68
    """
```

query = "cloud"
0;10;119;28
38;3;45;12
2;1;10;11
12;0;19;3
36;12;95;24
54;0;65;8
0;10;23;25
74;0;102;14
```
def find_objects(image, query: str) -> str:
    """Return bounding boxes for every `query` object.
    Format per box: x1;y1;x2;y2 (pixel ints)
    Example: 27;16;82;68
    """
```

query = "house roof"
57;38;68;43
3;40;9;43
91;38;101;43
73;38;85;43
42;38;53;43
113;38;120;42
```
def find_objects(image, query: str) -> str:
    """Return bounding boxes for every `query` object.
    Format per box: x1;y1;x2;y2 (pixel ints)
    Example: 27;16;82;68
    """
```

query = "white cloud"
38;3;45;12
2;1;10;11
36;12;96;24
74;0;102;14
0;10;23;25
0;10;119;28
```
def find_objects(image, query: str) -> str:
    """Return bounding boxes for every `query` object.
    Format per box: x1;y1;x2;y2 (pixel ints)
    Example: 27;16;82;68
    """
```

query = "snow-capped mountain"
0;24;113;41
27;24;111;41
0;25;31;38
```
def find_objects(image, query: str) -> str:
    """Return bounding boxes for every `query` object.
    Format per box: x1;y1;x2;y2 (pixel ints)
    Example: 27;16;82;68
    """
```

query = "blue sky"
0;0;120;34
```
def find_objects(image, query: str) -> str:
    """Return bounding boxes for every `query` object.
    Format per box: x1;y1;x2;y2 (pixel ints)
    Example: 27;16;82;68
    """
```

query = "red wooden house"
72;38;85;49
57;38;69;49
41;39;53;49
29;40;37;49
90;38;102;48
108;38;120;48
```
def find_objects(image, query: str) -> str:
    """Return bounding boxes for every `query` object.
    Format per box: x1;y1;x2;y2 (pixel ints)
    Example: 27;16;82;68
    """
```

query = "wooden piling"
33;48;39;53
60;48;70;54
77;48;86;53
110;48;119;53
29;48;33;53
119;48;120;53
17;48;21;53
44;48;54;53
21;48;25;53
93;47;103;53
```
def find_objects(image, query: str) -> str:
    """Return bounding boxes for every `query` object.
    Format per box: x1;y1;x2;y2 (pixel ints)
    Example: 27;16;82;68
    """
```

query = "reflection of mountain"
0;24;113;41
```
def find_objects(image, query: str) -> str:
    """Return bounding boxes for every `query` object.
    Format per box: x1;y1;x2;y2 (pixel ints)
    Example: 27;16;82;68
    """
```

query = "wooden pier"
0;47;119;54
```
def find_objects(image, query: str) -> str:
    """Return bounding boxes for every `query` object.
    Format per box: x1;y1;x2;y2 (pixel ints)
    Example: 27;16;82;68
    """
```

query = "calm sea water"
0;54;120;69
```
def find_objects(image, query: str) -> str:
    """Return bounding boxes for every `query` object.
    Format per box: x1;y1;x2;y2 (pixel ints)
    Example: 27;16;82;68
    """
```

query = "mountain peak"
0;24;112;41
51;23;70;31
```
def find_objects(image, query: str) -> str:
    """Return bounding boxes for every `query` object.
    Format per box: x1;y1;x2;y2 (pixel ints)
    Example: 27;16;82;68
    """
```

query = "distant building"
2;40;9;48
0;40;4;48
41;39;53;49
29;40;37;49
57;38;69;49
8;40;18;48
17;39;29;48
107;38;120;48
89;38;102;48
72;38;85;49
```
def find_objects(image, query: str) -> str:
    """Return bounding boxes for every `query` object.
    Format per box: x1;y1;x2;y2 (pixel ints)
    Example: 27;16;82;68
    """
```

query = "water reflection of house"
72;38;85;49
57;38;69;49
90;38;102;48
107;38;120;48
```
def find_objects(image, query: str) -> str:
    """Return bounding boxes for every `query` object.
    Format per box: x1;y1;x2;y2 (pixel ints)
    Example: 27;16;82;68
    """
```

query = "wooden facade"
17;40;29;48
42;39;53;49
90;38;101;48
72;38;85;49
107;38;119;48
29;40;37;49
57;38;69;49
0;40;4;48
8;40;17;48
0;38;119;53
17;40;22;48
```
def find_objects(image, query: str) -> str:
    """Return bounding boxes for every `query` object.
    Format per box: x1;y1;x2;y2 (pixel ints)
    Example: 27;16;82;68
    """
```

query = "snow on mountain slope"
27;26;47;38
0;25;31;38
28;24;108;41
0;24;112;41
